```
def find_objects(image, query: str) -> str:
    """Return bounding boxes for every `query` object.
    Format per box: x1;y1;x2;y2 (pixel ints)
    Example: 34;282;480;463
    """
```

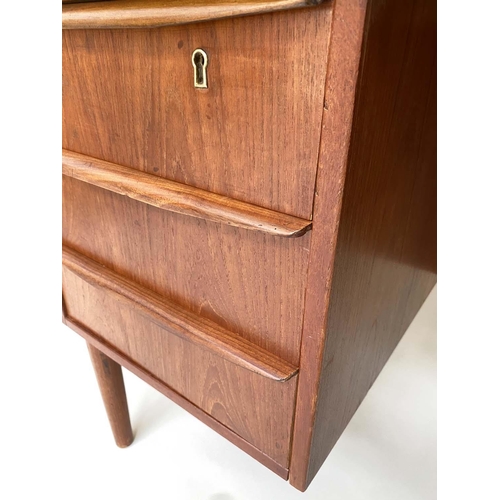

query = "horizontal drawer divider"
62;0;325;30
63;149;312;238
62;245;299;382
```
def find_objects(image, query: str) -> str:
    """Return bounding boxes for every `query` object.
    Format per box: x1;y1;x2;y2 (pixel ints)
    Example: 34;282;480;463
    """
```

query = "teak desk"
62;0;436;491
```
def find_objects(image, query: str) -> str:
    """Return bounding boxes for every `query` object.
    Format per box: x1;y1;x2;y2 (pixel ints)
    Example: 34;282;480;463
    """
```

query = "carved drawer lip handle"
62;0;325;30
63;245;299;382
62;149;312;237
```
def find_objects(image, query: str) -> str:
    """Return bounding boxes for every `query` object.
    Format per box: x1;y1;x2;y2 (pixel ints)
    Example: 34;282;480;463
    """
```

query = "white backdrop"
3;289;436;500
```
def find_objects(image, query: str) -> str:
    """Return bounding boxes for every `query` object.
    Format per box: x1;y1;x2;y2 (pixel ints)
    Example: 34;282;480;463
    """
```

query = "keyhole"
194;53;204;85
192;49;208;89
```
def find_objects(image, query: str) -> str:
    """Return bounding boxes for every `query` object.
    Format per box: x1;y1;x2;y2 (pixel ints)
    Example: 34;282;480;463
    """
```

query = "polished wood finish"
63;245;298;381
62;150;311;237
62;6;332;373
62;0;98;4
62;0;324;29
63;0;106;4
288;0;369;489
290;0;437;490
63;175;311;367
62;0;436;491
62;4;333;221
87;343;134;448
63;263;299;467
67;318;289;479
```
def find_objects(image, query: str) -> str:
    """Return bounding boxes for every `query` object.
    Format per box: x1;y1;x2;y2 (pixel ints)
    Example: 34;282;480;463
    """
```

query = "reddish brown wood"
62;0;436;491
63;0;105;4
63;245;298;381
62;5;334;371
62;149;311;237
288;0;369;488
62;0;99;4
63;176;312;367
62;5;332;221
87;343;134;448
289;0;436;490
63;263;299;467
67;318;289;480
62;0;325;30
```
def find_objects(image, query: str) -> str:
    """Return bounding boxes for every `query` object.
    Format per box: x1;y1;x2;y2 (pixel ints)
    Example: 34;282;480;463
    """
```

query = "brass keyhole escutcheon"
192;48;208;89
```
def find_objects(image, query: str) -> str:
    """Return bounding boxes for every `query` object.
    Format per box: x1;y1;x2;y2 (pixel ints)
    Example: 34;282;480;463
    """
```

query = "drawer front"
62;3;333;474
63;176;311;366
62;5;332;220
63;257;298;468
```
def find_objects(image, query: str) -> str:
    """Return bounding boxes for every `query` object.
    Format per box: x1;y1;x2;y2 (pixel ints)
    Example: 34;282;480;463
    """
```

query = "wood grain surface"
62;9;333;369
63;265;299;468
62;4;333;220
62;149;311;237
61;7;332;475
290;0;437;490
65;317;290;479
62;0;325;29
288;0;369;489
87;343;134;448
63;175;311;366
62;0;436;490
63;0;106;4
63;245;298;381
63;0;104;4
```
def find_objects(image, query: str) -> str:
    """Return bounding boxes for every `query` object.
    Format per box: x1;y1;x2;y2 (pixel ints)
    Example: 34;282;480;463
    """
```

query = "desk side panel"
303;0;437;488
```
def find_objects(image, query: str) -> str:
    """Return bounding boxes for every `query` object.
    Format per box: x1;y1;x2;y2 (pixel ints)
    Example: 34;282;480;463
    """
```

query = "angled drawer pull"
62;149;312;237
62;0;325;30
62;245;299;382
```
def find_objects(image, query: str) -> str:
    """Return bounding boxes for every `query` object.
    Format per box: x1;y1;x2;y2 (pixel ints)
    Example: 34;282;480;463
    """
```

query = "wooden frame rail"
62;245;299;381
62;0;324;30
62;150;311;237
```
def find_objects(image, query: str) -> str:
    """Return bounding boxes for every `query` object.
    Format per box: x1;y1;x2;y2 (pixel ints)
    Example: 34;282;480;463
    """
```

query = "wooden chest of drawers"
62;0;436;491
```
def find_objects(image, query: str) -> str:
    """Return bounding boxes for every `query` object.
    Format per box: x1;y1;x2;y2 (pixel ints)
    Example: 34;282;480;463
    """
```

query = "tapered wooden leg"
87;343;134;448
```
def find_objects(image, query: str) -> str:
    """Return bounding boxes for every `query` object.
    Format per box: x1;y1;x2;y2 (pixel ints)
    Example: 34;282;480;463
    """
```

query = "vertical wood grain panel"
62;6;334;370
62;3;333;219
290;0;437;490
63;178;311;365
288;0;369;489
63;268;298;467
